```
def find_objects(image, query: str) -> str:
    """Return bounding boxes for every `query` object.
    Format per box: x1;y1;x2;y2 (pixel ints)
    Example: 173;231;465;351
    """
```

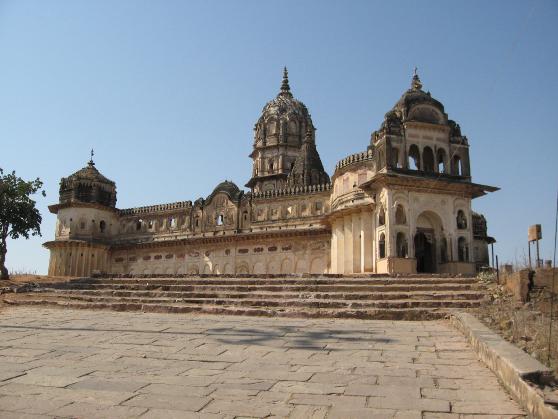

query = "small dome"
206;180;243;202
390;70;447;125
59;158;117;207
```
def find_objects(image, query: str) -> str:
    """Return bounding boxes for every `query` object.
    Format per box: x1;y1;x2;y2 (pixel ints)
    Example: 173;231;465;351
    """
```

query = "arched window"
408;144;420;170
423;147;434;172
99;220;106;233
395;204;406;225
168;217;176;229
243;211;248;222
396;232;408;258
452;156;462;176
378;207;385;226
216;214;224;226
456;210;467;229
136;220;142;231
379;233;386;259
268;159;274;172
458;237;468;262
267;120;276;135
195;217;199;228
437;149;447;173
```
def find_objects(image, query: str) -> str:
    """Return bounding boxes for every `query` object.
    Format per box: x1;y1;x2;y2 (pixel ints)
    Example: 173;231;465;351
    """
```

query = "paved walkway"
0;307;525;419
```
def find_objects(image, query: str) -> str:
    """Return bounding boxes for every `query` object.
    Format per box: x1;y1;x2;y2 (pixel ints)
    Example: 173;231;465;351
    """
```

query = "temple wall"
109;234;330;275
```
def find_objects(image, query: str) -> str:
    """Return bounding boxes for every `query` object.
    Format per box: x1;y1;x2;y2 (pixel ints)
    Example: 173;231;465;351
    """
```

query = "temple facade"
44;69;497;277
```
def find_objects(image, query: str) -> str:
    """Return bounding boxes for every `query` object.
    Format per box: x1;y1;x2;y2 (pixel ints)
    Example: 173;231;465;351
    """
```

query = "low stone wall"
438;261;476;275
501;269;531;303
376;257;416;274
534;268;558;292
499;268;557;303
451;313;558;419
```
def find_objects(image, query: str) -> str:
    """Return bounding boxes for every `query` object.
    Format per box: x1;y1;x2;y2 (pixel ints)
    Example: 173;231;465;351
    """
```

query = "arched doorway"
414;231;434;273
414;211;444;273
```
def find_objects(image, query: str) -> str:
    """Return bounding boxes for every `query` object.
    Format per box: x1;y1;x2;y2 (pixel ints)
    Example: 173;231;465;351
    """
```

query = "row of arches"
378;204;408;226
128;257;326;276
57;218;109;236
377;205;468;230
378;230;470;271
404;144;464;176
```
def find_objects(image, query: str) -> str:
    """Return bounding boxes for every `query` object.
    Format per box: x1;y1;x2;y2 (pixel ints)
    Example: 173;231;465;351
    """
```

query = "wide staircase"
3;274;487;320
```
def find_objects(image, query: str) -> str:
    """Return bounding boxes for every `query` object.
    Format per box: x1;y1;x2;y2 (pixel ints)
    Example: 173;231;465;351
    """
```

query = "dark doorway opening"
415;230;435;273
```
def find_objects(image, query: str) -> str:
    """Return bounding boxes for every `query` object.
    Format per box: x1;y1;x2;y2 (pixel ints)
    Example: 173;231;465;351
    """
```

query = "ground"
471;277;558;376
0;307;525;418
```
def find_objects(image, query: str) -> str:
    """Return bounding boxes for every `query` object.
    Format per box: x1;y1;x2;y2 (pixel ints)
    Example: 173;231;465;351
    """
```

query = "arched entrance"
414;231;434;273
414;211;444;273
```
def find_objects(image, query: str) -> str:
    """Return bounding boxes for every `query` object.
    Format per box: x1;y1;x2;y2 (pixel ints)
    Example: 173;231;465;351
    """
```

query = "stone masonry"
0;307;525;418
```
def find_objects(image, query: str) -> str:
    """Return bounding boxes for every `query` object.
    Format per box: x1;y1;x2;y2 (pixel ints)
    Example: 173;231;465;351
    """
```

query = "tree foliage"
0;168;45;280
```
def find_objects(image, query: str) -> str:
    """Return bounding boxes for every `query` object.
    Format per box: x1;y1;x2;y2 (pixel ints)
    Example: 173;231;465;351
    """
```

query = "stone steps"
34;288;484;301
12;293;483;309
4;274;485;320
50;283;477;293
2;298;457;320
63;276;478;286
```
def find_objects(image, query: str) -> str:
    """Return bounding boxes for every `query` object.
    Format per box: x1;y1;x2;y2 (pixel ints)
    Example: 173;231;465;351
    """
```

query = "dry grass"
471;274;558;377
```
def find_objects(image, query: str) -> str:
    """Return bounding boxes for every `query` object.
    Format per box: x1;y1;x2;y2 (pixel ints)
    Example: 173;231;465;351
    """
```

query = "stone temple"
44;69;498;277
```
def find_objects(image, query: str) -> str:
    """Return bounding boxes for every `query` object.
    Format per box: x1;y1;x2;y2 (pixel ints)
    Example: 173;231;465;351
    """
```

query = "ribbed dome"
206;180;243;202
59;159;116;207
253;68;313;148
389;71;447;125
65;161;115;186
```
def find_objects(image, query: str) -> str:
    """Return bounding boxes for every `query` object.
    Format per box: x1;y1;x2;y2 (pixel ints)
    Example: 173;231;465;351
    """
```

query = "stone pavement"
0;307;525;418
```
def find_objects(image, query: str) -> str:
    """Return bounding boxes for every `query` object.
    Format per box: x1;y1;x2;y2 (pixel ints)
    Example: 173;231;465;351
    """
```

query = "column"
352;212;361;273
331;221;338;273
361;210;374;272
343;215;353;274
336;219;345;274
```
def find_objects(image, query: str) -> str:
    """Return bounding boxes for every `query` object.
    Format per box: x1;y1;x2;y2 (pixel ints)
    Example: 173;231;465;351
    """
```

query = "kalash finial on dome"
88;148;95;166
411;66;423;91
279;66;292;97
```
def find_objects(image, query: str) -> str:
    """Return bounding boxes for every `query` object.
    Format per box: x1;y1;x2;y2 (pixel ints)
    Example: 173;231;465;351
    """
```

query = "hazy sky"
1;0;557;274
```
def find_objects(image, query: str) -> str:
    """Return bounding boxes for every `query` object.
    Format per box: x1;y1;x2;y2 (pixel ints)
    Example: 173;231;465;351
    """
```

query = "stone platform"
0;307;525;418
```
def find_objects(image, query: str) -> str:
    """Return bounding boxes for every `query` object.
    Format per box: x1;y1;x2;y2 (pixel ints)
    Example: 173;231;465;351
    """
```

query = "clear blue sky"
1;0;557;274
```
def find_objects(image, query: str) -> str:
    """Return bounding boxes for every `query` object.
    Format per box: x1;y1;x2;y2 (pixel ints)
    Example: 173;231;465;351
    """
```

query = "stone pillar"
352;212;361;273
361;210;374;272
336;219;345;274
344;215;353;274
70;246;77;276
331;221;338;273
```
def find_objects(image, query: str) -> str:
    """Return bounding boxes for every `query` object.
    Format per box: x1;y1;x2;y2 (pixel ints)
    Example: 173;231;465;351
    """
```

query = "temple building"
44;69;497;277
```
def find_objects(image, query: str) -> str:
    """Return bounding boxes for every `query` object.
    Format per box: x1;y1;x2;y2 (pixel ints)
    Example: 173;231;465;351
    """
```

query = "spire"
279;66;292;96
88;148;95;166
411;66;423;90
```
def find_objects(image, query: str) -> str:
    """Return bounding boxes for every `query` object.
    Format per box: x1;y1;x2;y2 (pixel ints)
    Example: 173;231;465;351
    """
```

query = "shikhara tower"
246;68;329;192
44;69;497;277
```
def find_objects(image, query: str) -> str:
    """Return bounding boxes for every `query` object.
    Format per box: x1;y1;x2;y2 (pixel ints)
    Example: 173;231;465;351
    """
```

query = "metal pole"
535;240;540;268
528;241;532;270
496;255;499;284
491;242;495;268
547;189;557;366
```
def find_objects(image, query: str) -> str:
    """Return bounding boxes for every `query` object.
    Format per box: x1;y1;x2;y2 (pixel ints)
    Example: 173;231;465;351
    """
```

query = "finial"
88;148;95;166
280;66;291;95
411;66;422;90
